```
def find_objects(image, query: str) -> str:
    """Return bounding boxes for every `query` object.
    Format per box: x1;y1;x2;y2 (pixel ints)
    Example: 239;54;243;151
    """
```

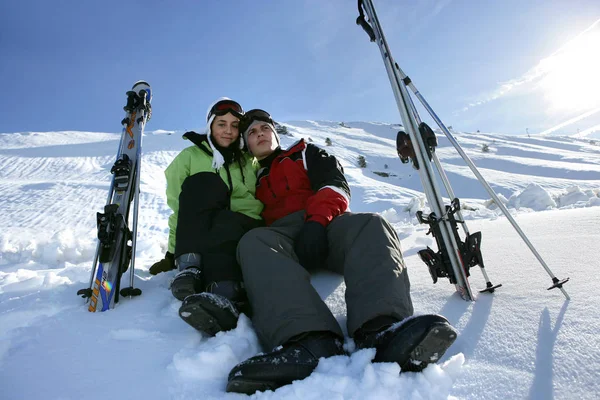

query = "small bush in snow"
373;171;391;177
357;155;367;168
482;144;490;153
325;138;332;146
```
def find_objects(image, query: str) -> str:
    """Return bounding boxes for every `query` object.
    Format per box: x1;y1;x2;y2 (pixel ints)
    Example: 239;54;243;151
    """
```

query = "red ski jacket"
256;139;351;226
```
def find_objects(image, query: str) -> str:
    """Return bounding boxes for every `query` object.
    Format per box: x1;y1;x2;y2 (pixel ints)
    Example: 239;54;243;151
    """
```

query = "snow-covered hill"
1;124;599;400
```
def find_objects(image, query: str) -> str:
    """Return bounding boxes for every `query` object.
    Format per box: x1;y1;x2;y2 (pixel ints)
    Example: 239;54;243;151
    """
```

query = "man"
225;109;458;394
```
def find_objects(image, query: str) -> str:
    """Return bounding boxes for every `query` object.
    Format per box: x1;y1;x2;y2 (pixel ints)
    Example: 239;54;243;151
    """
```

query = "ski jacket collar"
183;130;238;170
182;131;242;190
258;147;283;168
182;131;213;157
258;139;305;169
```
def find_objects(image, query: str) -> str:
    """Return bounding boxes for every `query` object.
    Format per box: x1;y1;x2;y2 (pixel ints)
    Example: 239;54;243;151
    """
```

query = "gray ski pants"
237;211;414;350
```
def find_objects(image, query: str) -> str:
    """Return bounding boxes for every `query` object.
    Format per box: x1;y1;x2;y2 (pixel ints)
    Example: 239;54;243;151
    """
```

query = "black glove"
149;251;176;275
294;221;329;271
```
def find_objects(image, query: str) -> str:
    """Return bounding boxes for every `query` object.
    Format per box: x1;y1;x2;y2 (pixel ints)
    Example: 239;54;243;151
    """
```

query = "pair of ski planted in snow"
357;0;569;300
77;81;152;311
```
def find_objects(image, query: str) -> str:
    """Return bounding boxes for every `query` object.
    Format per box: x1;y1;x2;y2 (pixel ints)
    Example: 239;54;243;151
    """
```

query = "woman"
154;98;263;336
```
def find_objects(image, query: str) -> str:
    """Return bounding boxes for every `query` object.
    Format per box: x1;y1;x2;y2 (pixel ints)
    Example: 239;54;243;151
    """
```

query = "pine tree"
357;155;367;168
275;123;289;135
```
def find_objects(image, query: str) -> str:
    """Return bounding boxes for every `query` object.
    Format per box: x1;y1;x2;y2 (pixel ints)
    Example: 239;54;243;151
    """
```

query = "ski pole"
127;102;148;295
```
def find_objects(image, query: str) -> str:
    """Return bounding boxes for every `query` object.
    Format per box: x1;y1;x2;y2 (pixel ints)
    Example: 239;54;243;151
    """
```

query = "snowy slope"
0;124;599;400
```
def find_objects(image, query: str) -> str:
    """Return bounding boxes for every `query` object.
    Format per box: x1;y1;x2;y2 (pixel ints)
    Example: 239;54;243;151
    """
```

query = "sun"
539;31;600;112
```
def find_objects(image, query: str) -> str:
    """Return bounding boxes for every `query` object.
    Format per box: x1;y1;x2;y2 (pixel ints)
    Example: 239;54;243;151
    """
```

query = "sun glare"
539;31;600;112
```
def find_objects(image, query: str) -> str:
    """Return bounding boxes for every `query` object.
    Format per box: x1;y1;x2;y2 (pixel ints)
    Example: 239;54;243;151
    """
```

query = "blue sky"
2;0;600;136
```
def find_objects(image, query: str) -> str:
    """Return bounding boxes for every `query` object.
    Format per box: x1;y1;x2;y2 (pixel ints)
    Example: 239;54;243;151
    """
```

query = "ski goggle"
208;99;244;122
239;109;274;134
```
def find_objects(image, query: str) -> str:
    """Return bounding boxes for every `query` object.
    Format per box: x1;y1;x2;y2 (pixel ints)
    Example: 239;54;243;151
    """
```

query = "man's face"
246;122;278;160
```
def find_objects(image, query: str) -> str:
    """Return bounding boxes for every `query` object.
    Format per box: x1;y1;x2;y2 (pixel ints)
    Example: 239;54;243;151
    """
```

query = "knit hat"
239;109;280;156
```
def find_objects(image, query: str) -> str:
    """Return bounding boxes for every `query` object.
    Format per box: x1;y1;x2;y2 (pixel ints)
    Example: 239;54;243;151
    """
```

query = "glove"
149;251;176;275
294;221;329;271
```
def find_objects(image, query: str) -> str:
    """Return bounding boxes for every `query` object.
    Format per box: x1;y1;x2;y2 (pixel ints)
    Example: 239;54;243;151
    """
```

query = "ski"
396;129;502;297
77;81;152;311
357;1;481;301
358;0;569;300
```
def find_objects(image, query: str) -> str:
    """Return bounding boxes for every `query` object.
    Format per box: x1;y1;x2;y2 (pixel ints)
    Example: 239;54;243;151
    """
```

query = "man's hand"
294;221;329;271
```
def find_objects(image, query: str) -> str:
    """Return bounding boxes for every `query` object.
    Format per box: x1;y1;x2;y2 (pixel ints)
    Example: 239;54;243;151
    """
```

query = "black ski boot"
170;267;203;301
355;314;457;372
226;331;345;394
178;280;246;336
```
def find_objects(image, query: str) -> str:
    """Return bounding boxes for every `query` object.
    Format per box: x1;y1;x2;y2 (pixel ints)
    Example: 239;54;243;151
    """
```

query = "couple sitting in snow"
149;98;458;395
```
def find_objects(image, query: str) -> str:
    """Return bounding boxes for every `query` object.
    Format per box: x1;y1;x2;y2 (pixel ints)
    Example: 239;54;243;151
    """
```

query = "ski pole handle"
357;1;376;41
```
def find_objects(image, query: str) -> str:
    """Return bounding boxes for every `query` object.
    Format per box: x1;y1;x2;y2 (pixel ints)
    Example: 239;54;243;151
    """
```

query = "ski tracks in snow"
0;128;599;399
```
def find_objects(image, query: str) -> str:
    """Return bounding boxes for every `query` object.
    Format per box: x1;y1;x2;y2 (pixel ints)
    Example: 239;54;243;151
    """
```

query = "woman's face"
211;112;240;147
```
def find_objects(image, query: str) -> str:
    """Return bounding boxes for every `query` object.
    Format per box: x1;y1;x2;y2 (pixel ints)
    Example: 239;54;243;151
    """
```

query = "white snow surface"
1;123;599;400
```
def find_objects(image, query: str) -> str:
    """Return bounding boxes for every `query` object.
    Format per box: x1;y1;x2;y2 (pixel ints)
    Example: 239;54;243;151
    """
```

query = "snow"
1;124;599;400
506;183;558;211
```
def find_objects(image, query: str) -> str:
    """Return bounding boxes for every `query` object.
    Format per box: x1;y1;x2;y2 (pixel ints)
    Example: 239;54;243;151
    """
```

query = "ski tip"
132;81;152;102
132;80;150;89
